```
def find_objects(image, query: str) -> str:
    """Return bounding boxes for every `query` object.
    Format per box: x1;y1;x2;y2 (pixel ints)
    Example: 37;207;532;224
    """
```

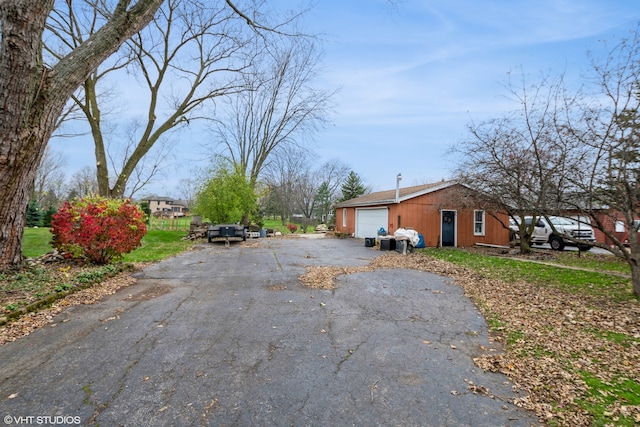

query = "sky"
49;0;640;197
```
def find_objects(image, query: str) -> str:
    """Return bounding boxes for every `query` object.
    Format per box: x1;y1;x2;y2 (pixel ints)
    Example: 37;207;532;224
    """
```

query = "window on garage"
474;210;485;236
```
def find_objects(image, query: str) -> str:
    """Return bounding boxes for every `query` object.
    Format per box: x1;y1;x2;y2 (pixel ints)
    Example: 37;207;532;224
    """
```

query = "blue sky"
50;0;640;196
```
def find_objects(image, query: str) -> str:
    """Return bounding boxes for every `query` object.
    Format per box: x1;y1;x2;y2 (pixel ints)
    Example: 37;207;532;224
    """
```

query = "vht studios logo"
4;415;82;425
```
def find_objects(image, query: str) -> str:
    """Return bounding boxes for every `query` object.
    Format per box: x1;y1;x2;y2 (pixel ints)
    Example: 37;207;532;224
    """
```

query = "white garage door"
355;208;388;238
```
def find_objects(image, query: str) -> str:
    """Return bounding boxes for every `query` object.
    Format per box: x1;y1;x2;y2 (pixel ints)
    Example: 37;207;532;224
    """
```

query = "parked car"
509;217;520;241
529;216;595;251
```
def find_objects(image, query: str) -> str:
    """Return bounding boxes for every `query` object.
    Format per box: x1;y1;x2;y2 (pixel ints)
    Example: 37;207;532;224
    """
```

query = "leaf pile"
0;268;140;345
299;252;640;426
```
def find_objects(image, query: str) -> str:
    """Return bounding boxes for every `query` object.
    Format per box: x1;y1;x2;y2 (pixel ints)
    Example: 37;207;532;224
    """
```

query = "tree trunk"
519;238;532;254
0;0;164;268
0;1;55;266
629;260;640;298
627;235;640;297
82;75;111;197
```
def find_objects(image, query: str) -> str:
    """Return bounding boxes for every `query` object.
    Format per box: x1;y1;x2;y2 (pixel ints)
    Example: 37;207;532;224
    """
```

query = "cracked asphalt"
0;236;540;426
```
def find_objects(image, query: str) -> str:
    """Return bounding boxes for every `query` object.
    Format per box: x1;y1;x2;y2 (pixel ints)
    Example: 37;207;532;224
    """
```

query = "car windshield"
549;217;575;225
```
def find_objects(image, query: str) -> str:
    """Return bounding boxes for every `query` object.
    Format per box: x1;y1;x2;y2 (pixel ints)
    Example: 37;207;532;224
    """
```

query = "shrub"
51;196;147;264
286;223;298;233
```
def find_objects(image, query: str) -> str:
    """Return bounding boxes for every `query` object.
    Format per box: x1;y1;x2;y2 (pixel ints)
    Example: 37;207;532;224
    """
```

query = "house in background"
143;196;189;217
562;207;640;247
334;180;509;248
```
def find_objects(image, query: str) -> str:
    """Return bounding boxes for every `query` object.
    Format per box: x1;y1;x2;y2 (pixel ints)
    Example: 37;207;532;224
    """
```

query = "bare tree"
294;168;318;220
67;166;99;199
262;147;309;225
0;0;165;267
317;159;351;202
313;159;350;222
176;177;199;208
33;146;67;208
291;158;350;221
0;0;279;267
453;70;581;253
559;23;640;296
47;0;259;198
105;119;174;198
214;35;334;187
455;22;640;296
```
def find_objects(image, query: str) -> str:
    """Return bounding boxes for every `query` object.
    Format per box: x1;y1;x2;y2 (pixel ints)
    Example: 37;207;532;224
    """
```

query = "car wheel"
549;236;565;251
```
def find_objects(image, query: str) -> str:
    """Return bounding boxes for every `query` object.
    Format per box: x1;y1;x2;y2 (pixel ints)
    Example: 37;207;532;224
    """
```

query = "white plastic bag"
394;228;419;246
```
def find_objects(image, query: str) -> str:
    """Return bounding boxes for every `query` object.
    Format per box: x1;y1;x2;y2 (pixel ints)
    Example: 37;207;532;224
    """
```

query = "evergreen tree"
339;171;366;202
25;199;42;227
313;182;332;222
41;206;58;228
140;201;152;224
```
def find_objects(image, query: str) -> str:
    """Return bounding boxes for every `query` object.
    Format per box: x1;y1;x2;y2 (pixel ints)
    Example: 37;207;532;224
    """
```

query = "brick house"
334;180;510;248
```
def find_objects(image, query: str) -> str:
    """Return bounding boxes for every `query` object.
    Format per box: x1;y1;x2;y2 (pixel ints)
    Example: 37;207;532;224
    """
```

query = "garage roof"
336;179;459;208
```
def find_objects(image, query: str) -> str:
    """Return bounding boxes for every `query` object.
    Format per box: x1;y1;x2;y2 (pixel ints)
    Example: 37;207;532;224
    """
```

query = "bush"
286;223;298;233
51;196;147;264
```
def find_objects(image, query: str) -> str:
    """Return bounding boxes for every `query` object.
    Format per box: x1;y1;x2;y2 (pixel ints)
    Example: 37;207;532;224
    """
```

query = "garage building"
334;180;509;248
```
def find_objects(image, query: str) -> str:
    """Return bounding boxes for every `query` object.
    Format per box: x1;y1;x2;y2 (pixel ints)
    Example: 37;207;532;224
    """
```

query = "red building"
334;180;510;248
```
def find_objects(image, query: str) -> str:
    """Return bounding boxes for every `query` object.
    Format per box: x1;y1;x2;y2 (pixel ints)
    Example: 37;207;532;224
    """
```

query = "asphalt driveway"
0;236;540;426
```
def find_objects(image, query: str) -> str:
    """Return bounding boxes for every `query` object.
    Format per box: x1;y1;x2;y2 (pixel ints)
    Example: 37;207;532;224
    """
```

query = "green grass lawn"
421;246;639;426
122;230;193;262
262;218;291;234
21;227;54;258
2;228;194;319
262;218;324;234
554;250;632;274
421;247;634;301
22;227;193;262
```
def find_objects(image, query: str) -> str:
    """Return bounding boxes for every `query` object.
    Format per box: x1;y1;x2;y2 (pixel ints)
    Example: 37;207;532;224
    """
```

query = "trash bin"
379;237;396;251
395;239;413;255
259;228;267;238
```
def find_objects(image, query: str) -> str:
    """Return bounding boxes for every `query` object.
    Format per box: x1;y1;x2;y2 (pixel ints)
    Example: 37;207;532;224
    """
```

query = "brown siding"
335;207;356;235
336;185;510;247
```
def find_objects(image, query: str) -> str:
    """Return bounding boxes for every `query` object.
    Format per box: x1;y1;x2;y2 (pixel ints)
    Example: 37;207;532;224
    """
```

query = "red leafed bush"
286;223;298;233
51;196;147;264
